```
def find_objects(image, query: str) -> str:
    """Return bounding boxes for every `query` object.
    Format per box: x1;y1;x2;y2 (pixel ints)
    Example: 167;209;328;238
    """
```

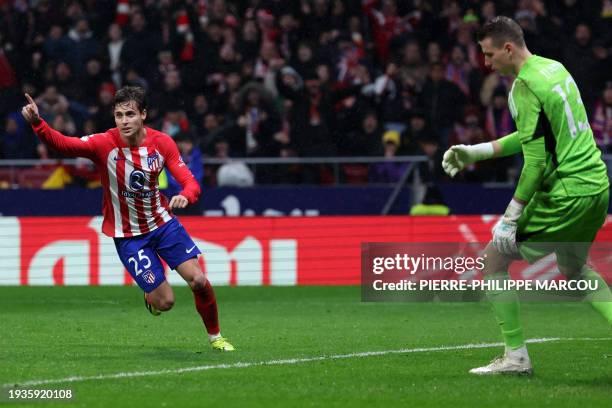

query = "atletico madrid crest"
142;270;155;284
147;152;161;172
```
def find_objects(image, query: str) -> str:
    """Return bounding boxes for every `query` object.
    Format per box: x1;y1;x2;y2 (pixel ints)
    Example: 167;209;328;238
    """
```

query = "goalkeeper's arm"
512;136;546;204
492;136;546;254
494;131;521;158
442;131;521;177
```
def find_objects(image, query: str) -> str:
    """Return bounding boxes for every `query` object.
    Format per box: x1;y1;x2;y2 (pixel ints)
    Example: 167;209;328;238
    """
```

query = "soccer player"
21;87;235;351
442;16;612;375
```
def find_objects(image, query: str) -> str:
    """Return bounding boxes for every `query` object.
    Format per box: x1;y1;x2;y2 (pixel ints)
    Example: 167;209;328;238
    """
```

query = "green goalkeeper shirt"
508;55;609;201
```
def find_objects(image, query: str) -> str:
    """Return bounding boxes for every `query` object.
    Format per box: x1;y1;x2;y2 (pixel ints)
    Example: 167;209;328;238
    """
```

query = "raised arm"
22;93;97;159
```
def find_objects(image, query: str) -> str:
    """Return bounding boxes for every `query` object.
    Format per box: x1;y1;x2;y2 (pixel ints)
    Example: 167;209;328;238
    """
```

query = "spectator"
148;49;178;89
190;93;210;134
151;70;188;114
42;25;71;64
563;23;601;110
363;0;412;63
79;57;111;106
339;110;384;157
592;81;612;152
35;85;69;123
234;82;282;157
445;45;481;102
237;19;261;62
419;62;466;150
425;41;443;65
480;71;513;106
2;112;37;159
291;42;317;79
104;23;125;87
401;108;433;155
156;109;189;139
53;61;80;102
398;40;428;92
414;133;442;183
65;18;101;75
89;82;116;131
485;86;515;139
121;11;159;78
448;108;502;182
369;130;410;183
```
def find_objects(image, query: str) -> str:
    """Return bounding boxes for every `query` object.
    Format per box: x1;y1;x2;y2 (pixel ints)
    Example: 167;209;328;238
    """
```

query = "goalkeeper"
442;16;612;375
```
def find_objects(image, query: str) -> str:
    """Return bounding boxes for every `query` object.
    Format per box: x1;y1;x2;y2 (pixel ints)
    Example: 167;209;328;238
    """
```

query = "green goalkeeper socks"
483;267;611;350
485;273;525;349
580;266;612;325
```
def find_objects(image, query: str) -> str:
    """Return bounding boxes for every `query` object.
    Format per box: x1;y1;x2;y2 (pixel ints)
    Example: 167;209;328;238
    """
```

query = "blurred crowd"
0;0;611;186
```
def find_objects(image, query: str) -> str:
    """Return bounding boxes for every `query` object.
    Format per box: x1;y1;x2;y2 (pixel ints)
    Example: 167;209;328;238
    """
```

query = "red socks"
192;280;220;335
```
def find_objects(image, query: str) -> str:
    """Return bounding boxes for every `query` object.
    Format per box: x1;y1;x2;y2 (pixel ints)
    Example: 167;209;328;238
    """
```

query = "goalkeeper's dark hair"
113;86;147;113
477;16;526;48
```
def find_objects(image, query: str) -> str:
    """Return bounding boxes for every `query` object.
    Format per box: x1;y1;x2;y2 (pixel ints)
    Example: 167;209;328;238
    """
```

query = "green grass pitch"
1;286;610;407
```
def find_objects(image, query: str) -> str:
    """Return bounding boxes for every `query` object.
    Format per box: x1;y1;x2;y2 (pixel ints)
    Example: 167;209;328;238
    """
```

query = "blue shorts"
114;218;201;293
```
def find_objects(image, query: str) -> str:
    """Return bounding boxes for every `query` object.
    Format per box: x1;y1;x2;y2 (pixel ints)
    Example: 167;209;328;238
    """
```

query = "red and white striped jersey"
32;120;201;238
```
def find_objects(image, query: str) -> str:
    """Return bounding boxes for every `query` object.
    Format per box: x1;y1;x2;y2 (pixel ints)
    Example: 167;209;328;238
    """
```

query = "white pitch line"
5;337;610;388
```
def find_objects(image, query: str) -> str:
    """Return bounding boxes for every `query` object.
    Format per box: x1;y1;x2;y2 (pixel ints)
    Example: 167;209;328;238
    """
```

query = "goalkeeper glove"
492;199;525;256
441;143;494;177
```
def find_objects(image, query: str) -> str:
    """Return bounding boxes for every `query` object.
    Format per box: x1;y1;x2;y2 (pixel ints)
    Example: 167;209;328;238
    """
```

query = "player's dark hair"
113;86;147;112
477;16;526;48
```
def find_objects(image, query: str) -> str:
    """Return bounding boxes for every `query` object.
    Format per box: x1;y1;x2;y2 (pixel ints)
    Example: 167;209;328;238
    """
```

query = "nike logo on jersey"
186;245;197;254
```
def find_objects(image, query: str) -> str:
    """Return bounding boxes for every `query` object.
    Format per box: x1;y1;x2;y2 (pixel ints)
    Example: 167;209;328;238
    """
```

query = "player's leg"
556;190;612;325
579;191;612;325
483;243;524;348
174;259;233;351
559;264;612;325
156;218;235;351
475;189;612;375
145;281;175;313
114;237;172;315
174;259;220;336
469;242;532;375
472;194;589;375
579;266;612;325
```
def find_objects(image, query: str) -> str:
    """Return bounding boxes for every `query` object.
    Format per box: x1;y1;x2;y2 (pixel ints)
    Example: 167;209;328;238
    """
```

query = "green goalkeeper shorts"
516;188;609;266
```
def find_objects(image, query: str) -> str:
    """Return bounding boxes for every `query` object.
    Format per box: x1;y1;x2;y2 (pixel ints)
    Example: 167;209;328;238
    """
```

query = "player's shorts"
516;188;609;267
113;218;202;293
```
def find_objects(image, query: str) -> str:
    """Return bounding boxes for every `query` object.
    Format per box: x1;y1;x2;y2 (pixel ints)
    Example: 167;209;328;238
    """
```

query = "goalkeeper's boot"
144;293;161;316
210;336;235;351
469;347;532;376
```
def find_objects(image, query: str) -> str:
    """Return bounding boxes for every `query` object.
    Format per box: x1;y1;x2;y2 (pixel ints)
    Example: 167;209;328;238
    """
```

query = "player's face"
479;38;513;75
114;101;146;139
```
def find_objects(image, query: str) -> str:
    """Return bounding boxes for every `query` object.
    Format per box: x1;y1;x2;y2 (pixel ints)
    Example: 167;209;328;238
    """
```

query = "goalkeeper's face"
114;101;147;140
479;38;514;75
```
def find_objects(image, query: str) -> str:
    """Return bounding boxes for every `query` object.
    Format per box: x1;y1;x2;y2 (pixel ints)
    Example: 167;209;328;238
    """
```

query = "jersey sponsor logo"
142;270;155;284
120;190;156;198
129;170;146;191
113;155;125;161
147;152;161;172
